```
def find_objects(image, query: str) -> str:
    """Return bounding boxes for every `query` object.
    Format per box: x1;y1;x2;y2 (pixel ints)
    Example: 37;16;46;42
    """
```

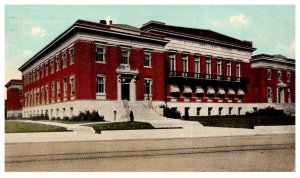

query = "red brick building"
5;79;23;118
249;54;295;114
8;19;295;120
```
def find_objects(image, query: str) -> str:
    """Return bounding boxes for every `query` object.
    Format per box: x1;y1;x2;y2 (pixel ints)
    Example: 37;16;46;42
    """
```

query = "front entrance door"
121;83;130;101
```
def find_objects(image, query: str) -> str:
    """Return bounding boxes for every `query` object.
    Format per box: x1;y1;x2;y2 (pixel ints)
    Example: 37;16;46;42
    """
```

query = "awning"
170;84;180;93
218;87;225;95
227;88;235;95
237;88;245;95
183;85;192;93
207;86;215;94
195;86;204;94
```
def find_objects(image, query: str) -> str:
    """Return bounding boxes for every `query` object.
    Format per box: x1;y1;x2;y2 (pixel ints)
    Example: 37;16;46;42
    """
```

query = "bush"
245;107;286;116
63;116;70;120
71;110;105;122
162;106;181;119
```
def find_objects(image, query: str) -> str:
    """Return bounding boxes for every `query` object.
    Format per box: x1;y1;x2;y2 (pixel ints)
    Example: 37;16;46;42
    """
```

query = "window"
96;46;105;62
50;59;54;74
194;56;200;77
217;59;222;77
206;57;211;78
267;87;272;102
51;81;55;100
182;55;188;77
57;80;60;99
63;77;68;97
287;71;291;82
144;79;152;99
121;48;129;64
219;107;223;116
41;65;44;79
70;75;75;96
96;74;105;94
32;70;35;82
226;61;231;79
238;107;242;115
278;71;282;81
69;48;74;64
45;63;49;76
56;55;60;71
208;107;212;116
144;52;151;67
62;52;67;68
267;69;271;80
229;107;233;115
46;84;49;103
41;86;44;104
169;54;176;72
236;62;241;79
196;107;201;116
36;67;40;80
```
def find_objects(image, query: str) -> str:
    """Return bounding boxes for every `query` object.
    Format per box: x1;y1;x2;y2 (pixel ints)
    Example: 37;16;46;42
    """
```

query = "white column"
130;77;136;102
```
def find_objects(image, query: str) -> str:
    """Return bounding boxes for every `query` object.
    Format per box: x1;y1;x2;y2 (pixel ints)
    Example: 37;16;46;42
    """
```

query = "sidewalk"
5;119;295;144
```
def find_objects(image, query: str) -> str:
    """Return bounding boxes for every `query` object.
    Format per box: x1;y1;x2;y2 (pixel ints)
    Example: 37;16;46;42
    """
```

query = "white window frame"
51;81;55;101
267;87;272;103
144;78;152;100
96;45;106;62
194;56;200;75
169;53;176;72
62;52;67;68
57;80;60;99
287;71;291;82
267;69;272;80
217;59;222;76
182;55;188;76
236;61;241;78
63;77;68;97
96;74;106;99
226;60;231;77
121;48;130;64
56;55;60;71
278;70;282;81
45;62;49;76
205;57;211;78
41;64;44;79
50;59;54;74
70;75;75;99
69;47;74;65
144;52;151;67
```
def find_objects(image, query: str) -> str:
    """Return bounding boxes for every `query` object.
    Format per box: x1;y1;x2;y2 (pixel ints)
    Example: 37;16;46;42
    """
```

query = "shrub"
245;107;286;116
162;106;181;119
63;116;70;120
70;110;105;122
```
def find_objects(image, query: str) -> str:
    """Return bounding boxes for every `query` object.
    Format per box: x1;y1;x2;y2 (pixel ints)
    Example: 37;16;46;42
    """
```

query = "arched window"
267;69;271;80
267;87;272;103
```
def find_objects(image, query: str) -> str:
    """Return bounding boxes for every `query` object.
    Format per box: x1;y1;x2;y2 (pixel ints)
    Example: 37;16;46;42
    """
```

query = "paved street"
5;134;295;171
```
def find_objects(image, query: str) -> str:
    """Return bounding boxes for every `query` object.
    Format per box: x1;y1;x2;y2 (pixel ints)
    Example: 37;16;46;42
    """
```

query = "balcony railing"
169;71;247;82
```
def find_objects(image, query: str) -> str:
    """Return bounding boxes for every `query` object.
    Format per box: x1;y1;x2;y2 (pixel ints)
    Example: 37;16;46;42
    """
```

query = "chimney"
100;20;107;25
109;20;113;25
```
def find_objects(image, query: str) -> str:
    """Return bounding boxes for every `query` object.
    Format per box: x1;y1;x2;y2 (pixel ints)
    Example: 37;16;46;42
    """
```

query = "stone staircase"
128;102;202;128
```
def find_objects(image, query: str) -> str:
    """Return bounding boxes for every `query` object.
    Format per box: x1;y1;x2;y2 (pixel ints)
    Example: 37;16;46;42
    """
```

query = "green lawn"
5;121;68;133
88;121;155;134
190;115;295;129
